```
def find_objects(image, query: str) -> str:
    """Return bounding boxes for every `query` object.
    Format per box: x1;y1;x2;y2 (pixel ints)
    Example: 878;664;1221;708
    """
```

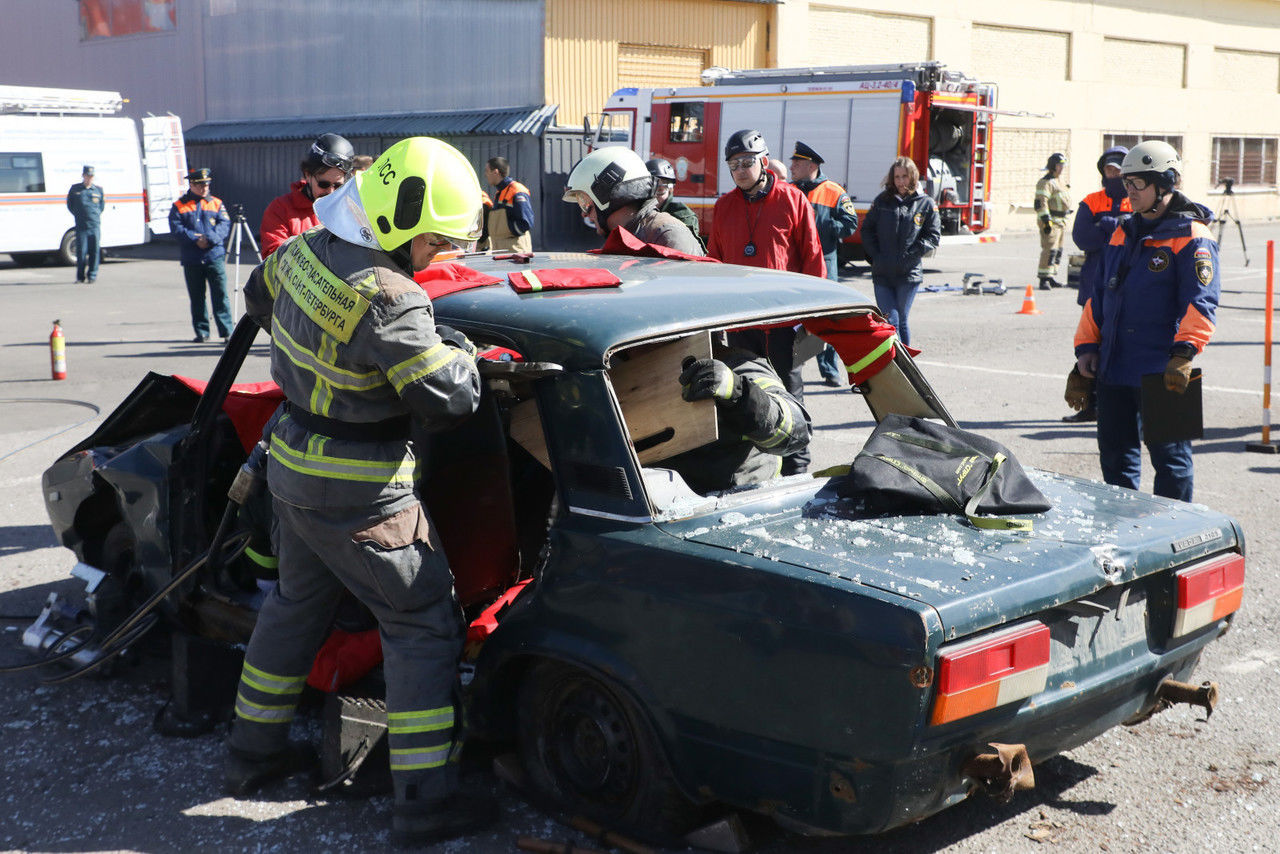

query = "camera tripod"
227;204;262;319
1213;178;1249;266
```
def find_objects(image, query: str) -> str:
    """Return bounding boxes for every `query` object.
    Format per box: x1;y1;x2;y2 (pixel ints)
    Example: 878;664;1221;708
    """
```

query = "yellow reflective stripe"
241;661;306;695
272;321;384;391
235;692;296;724
846;335;897;376
351;272;378;299
524;271;544;292
275;234;371;344
388;707;454;734
270;433;418;484
243;545;278;569
757;388;794;450
310;335;337;415
262;250;281;299
389;744;452;771
385;342;457;392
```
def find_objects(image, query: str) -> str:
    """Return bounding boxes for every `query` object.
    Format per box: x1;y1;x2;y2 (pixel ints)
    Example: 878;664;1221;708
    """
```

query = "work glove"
1076;351;1099;379
435;324;478;359
679;357;743;404
1164;355;1193;394
1064;365;1093;411
1039;218;1052;237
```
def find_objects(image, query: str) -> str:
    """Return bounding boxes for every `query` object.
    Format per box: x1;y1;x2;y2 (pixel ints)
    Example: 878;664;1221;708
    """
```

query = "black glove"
435;324;477;358
1039;218;1052;236
679;357;743;404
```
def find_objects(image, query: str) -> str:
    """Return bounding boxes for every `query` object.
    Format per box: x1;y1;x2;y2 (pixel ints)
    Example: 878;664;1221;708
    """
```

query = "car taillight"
1172;553;1244;638
930;622;1050;726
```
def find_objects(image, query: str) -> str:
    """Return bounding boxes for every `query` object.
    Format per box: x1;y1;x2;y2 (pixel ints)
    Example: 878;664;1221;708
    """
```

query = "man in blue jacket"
169;167;232;342
1068;141;1218;501
66;165;104;283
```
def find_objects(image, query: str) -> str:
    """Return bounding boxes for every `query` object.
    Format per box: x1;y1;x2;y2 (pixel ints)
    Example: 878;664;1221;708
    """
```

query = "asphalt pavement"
0;227;1277;853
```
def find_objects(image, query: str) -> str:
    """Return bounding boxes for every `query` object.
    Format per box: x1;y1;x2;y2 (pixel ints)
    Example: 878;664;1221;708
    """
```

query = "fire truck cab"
585;62;998;258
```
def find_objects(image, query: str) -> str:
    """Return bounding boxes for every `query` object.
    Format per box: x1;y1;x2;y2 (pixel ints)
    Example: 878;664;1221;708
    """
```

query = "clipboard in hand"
1141;368;1203;443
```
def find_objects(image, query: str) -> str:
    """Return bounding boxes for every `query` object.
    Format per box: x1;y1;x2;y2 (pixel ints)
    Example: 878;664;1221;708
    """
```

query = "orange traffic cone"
1016;285;1042;315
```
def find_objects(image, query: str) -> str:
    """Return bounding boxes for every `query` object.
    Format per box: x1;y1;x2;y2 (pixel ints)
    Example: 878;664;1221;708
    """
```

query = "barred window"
1211;137;1277;187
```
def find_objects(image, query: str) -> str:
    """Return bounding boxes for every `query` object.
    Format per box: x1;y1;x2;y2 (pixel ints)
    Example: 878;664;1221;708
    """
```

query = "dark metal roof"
184;104;560;143
433;254;873;370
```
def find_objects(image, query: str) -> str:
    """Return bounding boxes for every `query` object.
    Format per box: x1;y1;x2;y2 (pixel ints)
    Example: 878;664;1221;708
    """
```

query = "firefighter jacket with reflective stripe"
1071;187;1131;306
1074;192;1219;387
244;228;483;510
619;199;703;255
794;173;859;272
169;191;231;265
66;183;104;227
860;189;941;284
707;172;826;277
664;347;811;494
1034;174;1072;222
260;181;318;258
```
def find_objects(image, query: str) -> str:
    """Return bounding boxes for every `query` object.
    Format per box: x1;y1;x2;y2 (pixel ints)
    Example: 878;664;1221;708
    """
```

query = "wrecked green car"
38;252;1244;839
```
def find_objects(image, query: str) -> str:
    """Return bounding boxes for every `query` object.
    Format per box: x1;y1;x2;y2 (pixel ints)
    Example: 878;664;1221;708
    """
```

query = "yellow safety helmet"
316;136;484;252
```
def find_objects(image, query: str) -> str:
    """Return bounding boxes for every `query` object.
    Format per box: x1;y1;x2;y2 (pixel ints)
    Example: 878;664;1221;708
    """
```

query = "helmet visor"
311;143;354;174
423;231;478;253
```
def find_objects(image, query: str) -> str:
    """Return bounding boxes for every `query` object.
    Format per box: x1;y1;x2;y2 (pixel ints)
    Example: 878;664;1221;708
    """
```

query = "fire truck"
584;62;1004;259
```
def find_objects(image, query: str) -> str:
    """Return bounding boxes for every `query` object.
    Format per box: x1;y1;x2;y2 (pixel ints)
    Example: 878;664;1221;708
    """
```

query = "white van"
0;85;150;266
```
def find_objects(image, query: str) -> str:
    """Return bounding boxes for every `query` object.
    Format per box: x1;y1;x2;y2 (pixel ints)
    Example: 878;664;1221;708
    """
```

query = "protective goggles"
565;190;595;213
422;232;478;253
310;142;354;174
727;157;759;172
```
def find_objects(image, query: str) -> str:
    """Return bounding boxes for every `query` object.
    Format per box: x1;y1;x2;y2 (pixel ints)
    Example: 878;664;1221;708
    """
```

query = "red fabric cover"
414;263;504;300
803;315;920;385
478;346;523;362
508;268;621;293
592;227;719;262
173;376;285;454
306;628;384;692
259;182;317;258
463;579;533;659
706;176;826;277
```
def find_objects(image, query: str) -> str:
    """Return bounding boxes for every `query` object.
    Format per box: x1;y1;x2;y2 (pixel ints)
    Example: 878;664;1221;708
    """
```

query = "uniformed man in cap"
789;141;859;385
168;167;232;342
66;165;104;283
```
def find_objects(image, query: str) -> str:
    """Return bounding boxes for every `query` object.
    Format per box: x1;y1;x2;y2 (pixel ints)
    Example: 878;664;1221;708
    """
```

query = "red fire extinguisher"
50;319;66;380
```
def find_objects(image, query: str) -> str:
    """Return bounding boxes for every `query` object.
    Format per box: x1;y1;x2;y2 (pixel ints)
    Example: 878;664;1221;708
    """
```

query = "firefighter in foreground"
1067;140;1219;501
563;147;703;254
227;136;493;845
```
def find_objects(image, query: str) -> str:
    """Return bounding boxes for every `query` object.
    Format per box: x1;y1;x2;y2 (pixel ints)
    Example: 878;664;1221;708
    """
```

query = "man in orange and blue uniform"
484;156;534;252
790;140;859;385
169;167;232;342
1063;146;1132;423
1068;141;1218;501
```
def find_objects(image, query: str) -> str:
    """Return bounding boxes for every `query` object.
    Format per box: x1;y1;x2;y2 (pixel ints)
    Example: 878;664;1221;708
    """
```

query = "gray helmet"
646;157;677;183
304;133;355;174
725;129;768;161
564;148;655;218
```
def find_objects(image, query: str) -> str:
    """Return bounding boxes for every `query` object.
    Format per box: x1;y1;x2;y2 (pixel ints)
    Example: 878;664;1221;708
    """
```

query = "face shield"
313;177;380;249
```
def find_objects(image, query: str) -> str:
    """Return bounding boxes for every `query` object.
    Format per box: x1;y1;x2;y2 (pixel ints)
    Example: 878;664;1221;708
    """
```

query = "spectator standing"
563;148;702;254
645;157;704;250
789;141;859;385
1067;141;1218;501
260;134;355;257
860;156;941;347
1035;152;1072;289
1063;146;1132;423
707;129;825;475
484;156;534;252
168;167;232;342
66;164;104;283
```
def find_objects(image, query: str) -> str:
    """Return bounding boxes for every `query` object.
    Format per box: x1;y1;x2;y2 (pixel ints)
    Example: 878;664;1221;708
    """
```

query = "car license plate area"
1045;585;1150;685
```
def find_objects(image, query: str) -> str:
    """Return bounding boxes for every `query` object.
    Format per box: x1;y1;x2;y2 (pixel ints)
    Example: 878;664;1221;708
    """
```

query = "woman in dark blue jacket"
859;157;941;346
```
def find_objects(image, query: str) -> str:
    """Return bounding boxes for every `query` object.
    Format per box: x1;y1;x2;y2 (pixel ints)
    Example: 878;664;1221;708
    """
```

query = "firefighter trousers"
1038;220;1065;279
229;496;465;805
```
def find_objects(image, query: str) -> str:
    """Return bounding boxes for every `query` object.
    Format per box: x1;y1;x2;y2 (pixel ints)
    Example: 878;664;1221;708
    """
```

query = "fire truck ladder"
0;85;124;116
969;108;991;232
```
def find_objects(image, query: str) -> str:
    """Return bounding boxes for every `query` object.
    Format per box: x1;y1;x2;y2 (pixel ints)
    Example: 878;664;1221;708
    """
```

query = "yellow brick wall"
805;7;932;65
971;24;1071;83
1213;48;1280;91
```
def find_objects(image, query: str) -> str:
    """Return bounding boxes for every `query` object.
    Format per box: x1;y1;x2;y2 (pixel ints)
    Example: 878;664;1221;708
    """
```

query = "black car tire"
57;229;77;266
95;521;144;631
517;659;703;841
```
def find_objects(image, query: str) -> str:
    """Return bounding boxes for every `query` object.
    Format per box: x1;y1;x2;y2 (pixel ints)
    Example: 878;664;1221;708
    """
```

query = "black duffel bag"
835;414;1052;530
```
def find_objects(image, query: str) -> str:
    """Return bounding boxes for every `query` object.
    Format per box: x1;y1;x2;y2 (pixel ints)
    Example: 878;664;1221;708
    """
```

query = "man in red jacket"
260;134;355;256
708;129;825;474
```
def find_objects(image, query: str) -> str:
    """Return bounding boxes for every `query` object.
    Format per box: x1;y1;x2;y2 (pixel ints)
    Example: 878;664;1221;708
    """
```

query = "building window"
1212;137;1277;188
0;154;45;193
668;103;704;144
1103;134;1183;157
80;0;176;40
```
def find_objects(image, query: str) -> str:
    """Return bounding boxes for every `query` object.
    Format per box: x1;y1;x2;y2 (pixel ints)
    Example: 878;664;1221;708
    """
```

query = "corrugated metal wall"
541;127;596;251
546;0;771;128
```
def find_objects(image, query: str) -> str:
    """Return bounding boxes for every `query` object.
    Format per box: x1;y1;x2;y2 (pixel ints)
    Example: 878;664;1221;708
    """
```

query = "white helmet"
1121;140;1181;188
563;148;655;215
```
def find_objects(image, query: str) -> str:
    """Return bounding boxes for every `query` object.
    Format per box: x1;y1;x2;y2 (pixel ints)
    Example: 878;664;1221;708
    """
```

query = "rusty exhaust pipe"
1154;678;1219;719
962;742;1034;803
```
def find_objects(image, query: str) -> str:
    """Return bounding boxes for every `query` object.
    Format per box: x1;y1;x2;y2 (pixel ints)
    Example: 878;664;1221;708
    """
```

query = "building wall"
775;0;1280;230
545;0;771;130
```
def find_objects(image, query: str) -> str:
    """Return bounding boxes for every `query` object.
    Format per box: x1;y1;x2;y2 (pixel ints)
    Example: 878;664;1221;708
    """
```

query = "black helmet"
645;157;677;183
725;129;768;161
1045;152;1066;171
304;133;355;174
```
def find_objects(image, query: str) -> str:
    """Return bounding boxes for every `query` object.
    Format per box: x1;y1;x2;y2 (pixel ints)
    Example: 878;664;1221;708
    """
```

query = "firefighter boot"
1039;276;1052;291
391;792;499;848
223;741;318;797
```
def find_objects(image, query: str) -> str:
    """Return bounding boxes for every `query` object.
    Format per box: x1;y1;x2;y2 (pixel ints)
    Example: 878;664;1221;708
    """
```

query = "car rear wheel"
517;660;703;841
